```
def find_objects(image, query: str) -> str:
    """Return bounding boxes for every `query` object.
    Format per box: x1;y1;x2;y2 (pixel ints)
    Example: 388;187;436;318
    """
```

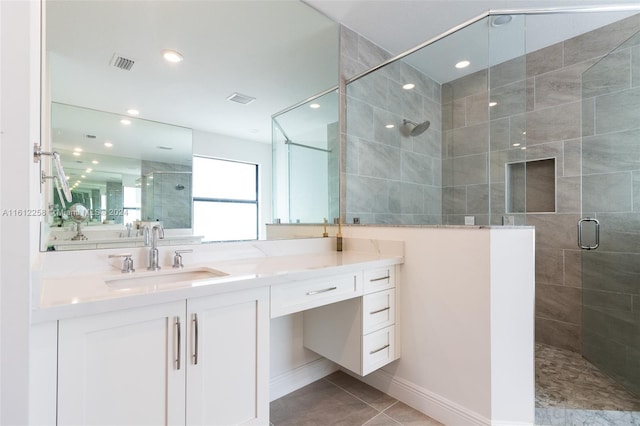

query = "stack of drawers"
303;266;399;376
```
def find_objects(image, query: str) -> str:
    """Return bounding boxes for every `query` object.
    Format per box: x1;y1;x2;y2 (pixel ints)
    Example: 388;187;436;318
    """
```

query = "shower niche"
506;158;556;213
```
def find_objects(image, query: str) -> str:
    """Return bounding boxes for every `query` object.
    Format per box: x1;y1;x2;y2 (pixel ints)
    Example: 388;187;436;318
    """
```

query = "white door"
58;301;187;426
186;287;269;426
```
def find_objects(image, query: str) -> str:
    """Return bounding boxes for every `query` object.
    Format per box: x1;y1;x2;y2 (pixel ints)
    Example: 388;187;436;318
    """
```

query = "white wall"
269;225;535;426
192;130;272;239
0;1;41;423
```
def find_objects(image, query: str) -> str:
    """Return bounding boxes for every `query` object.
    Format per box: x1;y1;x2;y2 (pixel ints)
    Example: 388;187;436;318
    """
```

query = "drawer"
362;325;396;375
362;289;395;335
363;267;395;294
270;272;362;318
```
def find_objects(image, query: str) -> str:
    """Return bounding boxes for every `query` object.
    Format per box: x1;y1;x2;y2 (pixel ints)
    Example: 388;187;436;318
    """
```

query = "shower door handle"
577;218;600;250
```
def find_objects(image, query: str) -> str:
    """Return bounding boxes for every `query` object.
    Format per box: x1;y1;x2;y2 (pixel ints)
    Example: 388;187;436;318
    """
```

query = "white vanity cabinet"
303;266;399;376
56;287;269;426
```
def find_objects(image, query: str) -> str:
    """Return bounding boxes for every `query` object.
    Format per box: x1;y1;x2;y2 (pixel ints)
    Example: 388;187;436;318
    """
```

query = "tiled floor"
272;345;640;426
535;343;640;426
535;343;640;411
270;370;443;426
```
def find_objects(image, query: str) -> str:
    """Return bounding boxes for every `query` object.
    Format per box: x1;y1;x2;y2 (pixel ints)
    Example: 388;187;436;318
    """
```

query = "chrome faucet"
147;224;165;271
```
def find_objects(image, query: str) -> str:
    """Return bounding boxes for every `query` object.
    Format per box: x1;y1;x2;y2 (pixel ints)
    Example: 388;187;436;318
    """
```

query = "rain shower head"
401;119;431;137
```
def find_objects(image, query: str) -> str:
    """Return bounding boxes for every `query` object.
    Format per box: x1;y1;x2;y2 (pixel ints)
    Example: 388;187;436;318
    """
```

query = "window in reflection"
193;156;258;242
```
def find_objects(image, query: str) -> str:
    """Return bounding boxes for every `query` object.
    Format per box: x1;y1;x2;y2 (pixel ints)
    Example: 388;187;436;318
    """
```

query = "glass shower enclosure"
272;89;339;224
580;27;640;397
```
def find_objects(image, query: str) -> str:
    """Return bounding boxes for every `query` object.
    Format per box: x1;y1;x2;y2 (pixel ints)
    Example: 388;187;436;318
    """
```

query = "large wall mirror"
42;0;339;251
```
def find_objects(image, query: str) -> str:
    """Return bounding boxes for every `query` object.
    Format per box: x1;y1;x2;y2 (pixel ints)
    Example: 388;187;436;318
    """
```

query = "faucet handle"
172;249;193;269
109;253;135;274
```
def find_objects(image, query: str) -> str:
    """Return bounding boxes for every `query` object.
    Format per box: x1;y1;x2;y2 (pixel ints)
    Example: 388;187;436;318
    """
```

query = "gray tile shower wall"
341;14;640;356
342;26;443;225
442;13;640;354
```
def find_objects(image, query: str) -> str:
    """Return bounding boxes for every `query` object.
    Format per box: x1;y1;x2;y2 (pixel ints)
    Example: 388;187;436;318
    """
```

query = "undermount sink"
105;267;228;290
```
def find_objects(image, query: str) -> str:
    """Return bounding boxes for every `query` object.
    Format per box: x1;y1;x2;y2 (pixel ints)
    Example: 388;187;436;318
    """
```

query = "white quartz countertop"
34;247;403;323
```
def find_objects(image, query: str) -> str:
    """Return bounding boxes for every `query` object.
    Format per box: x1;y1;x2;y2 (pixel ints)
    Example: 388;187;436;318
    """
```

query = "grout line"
322;375;399;414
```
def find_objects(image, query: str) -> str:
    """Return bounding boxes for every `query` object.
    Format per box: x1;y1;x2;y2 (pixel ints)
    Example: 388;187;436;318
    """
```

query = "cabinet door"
186;287;269;426
58;301;186;426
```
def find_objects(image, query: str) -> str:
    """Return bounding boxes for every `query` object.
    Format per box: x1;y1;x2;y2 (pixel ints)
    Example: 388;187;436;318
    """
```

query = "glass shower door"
580;29;640;397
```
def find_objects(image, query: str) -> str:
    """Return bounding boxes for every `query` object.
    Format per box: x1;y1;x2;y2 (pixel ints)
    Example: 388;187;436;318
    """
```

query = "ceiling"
46;0;339;146
307;1;640;58
47;0;640;150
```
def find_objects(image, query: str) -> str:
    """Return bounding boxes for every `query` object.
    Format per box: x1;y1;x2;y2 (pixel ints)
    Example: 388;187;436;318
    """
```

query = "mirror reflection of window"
123;187;141;223
193;156;258;242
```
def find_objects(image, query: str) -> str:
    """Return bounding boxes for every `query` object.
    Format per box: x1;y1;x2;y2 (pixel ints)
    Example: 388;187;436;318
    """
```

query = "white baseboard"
354;368;492;426
269;358;339;401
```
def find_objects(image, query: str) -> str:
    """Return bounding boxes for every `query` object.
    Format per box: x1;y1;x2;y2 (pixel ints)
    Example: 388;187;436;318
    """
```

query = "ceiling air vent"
110;53;135;71
226;92;256;105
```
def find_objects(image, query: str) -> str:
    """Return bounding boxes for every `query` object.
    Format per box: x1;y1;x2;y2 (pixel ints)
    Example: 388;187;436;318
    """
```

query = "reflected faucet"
147;224;165;271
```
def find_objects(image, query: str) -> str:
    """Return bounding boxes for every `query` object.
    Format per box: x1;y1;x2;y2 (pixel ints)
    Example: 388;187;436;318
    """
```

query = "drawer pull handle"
306;286;337;296
369;275;390;282
192;313;199;365
175;316;182;370
369;344;390;355
369;306;391;315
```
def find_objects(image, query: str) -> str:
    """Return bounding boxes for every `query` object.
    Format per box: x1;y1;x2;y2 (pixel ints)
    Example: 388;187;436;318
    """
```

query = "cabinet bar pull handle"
192;313;199;365
175;317;182;370
306;286;337;296
369;344;390;355
369;275;390;282
369;306;391;315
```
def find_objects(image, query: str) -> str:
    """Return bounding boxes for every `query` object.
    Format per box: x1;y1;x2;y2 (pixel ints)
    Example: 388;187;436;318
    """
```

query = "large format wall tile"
450;122;489;157
526;102;581;145
582;251;640;295
536;248;564;285
526;42;563;77
490;56;525;89
582;129;640;174
595;86;640;134
535;317;581;352
535;62;591;109
582;50;631;99
582;172;632;213
563;13;640;67
451;153;487;186
564;249;582;288
536;283;582;324
527;213;581;250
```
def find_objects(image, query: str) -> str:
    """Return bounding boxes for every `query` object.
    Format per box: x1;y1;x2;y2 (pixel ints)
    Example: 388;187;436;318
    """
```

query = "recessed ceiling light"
521;146;527;150
73;147;82;152
489;101;498;107
455;60;470;69
72;152;81;157
162;49;183;63
104;142;113;148
522;131;527;135
402;83;415;90
385;124;395;129
81;175;86;178
513;143;521;147
120;119;131;125
92;160;99;165
127;109;139;116
85;168;93;173
309;103;320;109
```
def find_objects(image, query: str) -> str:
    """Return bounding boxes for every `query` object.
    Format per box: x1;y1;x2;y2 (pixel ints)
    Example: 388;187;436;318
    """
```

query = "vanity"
30;238;403;426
